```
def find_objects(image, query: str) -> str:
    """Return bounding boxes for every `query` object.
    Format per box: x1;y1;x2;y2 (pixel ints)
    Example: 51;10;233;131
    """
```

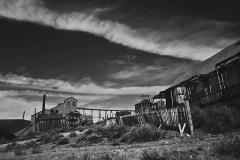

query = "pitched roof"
50;103;64;110
64;97;78;102
31;109;49;116
172;40;240;86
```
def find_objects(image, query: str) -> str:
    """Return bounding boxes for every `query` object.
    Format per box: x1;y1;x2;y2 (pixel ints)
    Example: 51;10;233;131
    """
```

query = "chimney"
42;94;46;115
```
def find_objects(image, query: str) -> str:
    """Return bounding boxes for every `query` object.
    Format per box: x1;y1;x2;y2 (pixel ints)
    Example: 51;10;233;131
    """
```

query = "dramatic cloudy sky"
0;0;239;119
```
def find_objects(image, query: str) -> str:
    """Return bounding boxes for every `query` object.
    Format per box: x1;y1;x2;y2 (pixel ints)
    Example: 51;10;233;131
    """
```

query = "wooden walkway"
77;107;135;120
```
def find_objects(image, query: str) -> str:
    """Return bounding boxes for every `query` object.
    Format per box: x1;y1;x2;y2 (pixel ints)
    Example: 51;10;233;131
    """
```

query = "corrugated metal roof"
171;40;240;86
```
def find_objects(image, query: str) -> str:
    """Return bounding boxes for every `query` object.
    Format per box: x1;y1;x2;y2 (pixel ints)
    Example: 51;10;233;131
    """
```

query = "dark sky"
0;0;239;119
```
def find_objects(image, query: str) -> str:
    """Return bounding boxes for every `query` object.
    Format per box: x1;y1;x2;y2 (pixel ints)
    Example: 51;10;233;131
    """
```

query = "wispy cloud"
0;74;167;95
109;61;196;86
0;0;237;60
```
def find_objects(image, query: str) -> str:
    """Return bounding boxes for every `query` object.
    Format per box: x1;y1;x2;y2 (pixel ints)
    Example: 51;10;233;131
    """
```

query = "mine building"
30;96;93;132
31;97;78;123
49;97;78;116
154;40;240;109
135;95;154;113
151;40;240;134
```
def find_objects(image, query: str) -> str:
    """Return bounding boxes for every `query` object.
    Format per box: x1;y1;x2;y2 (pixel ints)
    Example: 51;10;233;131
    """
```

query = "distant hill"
0;119;30;135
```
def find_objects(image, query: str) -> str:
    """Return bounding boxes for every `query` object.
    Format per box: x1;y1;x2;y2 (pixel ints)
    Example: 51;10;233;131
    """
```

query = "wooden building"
50;97;78;116
153;40;240;132
31;97;78;123
31;97;81;132
155;41;240;109
135;95;154;113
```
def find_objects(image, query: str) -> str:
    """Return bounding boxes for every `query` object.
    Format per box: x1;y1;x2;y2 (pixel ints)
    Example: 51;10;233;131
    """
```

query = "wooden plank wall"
120;105;189;129
37;119;66;131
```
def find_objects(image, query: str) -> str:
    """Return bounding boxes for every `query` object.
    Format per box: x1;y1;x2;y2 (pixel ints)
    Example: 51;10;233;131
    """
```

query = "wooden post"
110;111;113;118
98;109;101;121
21;110;25;128
185;99;193;134
170;90;174;107
22;110;25;120
34;108;37;133
91;109;93;117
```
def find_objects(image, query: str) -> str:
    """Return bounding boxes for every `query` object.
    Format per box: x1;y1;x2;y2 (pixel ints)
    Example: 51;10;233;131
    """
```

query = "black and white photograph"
0;0;240;159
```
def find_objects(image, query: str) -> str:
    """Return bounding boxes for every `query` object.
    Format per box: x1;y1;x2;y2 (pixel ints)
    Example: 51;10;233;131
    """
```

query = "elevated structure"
77;107;134;122
153;40;240;134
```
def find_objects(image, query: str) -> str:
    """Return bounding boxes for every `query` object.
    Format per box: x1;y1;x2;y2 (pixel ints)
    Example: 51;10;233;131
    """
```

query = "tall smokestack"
42;94;46;115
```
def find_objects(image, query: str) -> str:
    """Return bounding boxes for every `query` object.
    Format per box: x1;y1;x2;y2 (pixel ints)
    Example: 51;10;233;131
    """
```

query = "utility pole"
21;110;25;128
34;108;37;134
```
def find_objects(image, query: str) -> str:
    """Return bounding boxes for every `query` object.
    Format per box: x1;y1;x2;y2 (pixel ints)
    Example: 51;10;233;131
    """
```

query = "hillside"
0;124;240;160
0;119;30;135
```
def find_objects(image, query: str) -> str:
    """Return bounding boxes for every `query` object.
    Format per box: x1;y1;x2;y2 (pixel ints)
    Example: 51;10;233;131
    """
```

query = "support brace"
178;123;186;137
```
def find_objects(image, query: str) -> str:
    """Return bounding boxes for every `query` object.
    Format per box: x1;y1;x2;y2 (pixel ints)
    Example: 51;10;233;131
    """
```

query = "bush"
31;144;42;154
40;133;52;144
25;130;36;139
14;146;25;156
104;125;129;139
140;149;160;160
57;137;69;145
5;142;17;151
77;134;87;143
77;126;88;132
69;132;78;138
120;124;160;143
20;141;36;150
6;141;36;152
96;152;112;160
160;150;199;160
79;125;129;143
86;133;102;143
191;106;205;129
51;133;64;142
213;138;240;157
203;106;235;133
192;104;240;134
84;128;95;135
81;152;91;160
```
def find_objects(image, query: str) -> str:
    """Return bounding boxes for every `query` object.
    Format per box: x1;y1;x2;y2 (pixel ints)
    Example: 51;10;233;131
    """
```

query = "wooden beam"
77;107;134;112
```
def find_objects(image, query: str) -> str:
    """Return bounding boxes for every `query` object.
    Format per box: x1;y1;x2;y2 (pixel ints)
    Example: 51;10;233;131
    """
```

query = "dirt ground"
1;131;240;160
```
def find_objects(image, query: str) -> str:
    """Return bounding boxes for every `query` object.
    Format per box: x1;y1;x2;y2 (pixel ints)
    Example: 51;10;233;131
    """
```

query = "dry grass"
2;131;240;160
31;144;42;154
120;124;161;143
